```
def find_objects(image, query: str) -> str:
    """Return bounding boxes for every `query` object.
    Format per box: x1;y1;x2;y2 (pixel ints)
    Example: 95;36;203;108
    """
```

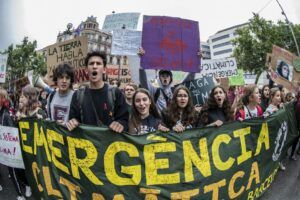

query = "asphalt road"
0;154;299;200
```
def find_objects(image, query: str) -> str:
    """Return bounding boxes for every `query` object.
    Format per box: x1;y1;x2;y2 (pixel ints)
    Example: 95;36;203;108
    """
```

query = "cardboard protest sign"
0;54;8;83
111;30;142;55
73;64;132;89
180;77;215;105
199;57;237;78
293;57;300;72
229;69;245;86
268;45;300;91
42;36;88;85
141;15;200;72
102;12;140;31
0;125;24;169
106;64;131;88
19;103;298;199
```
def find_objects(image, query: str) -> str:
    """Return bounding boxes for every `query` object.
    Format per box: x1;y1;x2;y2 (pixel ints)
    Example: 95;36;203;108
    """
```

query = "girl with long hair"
260;84;270;111
162;85;197;133
235;84;263;121
263;87;286;170
129;88;169;135
22;85;47;119
263;87;283;118
198;86;234;127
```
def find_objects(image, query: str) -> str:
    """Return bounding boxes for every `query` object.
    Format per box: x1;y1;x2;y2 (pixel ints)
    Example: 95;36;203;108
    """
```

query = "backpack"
76;85;117;123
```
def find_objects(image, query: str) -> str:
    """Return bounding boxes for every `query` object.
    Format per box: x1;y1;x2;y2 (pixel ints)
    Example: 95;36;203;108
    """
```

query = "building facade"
57;16;127;66
200;41;211;59
208;23;248;59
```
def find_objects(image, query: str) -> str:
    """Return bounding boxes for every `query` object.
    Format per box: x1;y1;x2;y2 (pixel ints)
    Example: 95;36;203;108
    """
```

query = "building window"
212;41;231;49
211;34;230;42
213;49;232;56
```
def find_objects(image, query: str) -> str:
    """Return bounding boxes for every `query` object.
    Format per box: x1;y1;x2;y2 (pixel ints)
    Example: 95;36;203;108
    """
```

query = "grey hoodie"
139;69;195;112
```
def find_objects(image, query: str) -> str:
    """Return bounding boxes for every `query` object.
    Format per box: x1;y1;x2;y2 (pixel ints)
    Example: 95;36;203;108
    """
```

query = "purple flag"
141;16;200;72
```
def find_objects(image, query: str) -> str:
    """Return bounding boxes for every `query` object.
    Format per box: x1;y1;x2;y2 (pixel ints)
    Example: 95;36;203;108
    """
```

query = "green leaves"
2;37;47;83
233;14;300;81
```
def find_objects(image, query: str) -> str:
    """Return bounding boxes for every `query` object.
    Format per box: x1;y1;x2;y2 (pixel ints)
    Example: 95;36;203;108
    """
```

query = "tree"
232;13;300;80
1;37;46;84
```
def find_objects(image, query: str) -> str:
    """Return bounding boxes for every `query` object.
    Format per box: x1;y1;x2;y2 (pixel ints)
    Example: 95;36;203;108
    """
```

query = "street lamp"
275;0;300;56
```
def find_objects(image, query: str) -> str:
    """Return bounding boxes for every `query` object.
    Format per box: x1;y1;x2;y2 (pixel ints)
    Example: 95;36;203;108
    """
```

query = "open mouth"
163;80;167;84
92;71;98;76
139;107;146;112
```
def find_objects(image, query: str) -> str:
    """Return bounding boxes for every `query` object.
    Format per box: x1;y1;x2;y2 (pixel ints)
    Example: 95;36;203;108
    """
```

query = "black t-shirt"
89;87;114;126
132;114;161;135
207;107;227;124
69;83;129;130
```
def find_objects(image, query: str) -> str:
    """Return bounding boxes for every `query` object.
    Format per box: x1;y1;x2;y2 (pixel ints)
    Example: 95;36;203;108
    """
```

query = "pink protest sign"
141;15;200;72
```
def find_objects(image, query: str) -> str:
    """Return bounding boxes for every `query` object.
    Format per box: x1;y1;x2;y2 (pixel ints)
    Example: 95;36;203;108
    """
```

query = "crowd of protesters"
0;50;300;199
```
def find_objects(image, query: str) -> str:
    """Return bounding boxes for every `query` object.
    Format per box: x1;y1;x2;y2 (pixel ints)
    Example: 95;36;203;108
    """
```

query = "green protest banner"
18;103;298;200
229;69;245;86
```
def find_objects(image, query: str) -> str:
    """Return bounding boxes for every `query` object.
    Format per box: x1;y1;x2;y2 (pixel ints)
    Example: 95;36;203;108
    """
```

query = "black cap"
158;70;173;84
159;70;172;77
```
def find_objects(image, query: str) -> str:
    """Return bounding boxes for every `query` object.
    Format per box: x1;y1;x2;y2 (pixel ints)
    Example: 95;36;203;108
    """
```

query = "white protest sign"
0;54;8;83
111;30;142;55
102;12;140;31
127;55;156;84
0;125;25;169
199;57;238;78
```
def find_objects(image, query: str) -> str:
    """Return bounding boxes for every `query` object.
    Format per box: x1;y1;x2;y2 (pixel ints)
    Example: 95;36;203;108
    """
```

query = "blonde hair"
0;89;8;99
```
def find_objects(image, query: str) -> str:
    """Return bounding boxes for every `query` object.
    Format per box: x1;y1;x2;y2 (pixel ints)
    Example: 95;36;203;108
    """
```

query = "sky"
0;0;299;50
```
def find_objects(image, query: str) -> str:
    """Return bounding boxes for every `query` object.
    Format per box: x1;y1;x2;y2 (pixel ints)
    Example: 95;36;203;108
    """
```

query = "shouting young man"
67;51;128;133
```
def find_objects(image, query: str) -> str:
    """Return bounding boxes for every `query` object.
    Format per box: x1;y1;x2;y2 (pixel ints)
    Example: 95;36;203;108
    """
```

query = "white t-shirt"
49;90;74;123
244;106;259;119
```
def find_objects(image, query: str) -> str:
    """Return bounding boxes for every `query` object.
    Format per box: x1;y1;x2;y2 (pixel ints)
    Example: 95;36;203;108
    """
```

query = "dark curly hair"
200;86;234;125
84;51;107;67
162;85;196;128
53;63;75;88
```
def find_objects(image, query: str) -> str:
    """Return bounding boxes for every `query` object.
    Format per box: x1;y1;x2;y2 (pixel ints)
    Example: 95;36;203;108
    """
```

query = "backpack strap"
47;91;56;119
154;88;170;105
107;86;117;121
76;86;86;123
154;88;160;103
